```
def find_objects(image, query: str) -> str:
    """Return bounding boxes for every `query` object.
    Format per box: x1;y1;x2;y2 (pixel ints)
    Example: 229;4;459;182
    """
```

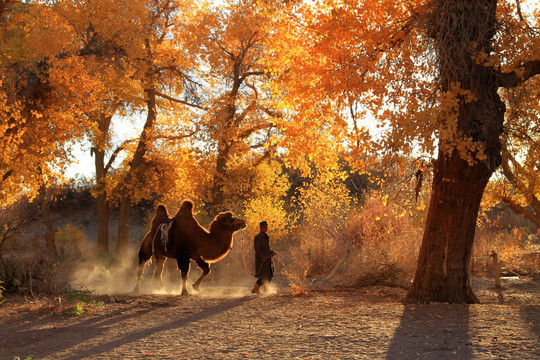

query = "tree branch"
236;122;272;141
1;169;13;183
496;59;540;88
154;90;206;110
240;70;265;83
501;196;540;229
104;139;136;173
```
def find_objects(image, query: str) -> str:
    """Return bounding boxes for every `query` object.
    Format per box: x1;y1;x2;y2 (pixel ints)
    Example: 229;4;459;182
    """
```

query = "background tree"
186;0;280;215
104;0;200;253
484;76;539;229
0;1;91;209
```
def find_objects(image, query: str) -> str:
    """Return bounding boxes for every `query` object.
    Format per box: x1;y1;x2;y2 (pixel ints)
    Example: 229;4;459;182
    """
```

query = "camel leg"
154;256;168;292
133;262;145;295
177;255;191;296
133;250;151;294
192;259;210;292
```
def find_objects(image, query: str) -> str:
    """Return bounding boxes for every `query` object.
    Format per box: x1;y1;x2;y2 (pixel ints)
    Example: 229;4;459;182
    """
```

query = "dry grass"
284;198;424;292
0;242;73;296
473;224;539;276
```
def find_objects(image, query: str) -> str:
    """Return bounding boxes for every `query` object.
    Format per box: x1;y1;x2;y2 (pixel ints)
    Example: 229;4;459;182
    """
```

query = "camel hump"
176;199;194;218
152;204;170;228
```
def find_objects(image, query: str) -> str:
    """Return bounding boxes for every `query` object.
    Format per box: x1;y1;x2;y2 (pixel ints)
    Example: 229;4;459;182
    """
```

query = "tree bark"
95;190;110;255
93;113;113;255
406;0;505;303
406;152;491;303
115;88;156;254
211;141;230;216
40;186;57;258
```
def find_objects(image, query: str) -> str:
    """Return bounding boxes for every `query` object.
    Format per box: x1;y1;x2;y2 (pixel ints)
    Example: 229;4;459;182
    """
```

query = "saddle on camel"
133;200;247;296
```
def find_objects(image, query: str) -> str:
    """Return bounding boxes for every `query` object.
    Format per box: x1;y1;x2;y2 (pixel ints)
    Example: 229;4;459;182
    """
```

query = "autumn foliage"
0;0;539;302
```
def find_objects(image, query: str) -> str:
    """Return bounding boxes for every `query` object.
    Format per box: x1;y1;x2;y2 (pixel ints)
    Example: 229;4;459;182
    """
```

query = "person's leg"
252;278;263;294
262;277;270;292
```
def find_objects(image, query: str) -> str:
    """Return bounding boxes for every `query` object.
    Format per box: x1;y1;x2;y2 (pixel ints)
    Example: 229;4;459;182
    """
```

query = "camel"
133;200;247;295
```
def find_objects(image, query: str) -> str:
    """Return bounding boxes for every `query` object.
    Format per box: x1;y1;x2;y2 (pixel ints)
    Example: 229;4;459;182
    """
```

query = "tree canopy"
1;0;538;303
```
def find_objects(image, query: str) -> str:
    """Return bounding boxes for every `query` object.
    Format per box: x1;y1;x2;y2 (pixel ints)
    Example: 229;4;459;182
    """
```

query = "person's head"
259;221;268;232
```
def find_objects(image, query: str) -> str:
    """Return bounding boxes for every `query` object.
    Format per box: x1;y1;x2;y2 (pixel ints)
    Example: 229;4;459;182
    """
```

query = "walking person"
252;221;276;294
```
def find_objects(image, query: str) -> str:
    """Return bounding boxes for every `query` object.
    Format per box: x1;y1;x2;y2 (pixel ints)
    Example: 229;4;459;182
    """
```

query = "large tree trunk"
406;0;504;303
406;152;491;303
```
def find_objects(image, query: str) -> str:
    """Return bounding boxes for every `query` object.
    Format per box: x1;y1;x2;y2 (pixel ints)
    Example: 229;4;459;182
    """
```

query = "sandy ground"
0;275;538;360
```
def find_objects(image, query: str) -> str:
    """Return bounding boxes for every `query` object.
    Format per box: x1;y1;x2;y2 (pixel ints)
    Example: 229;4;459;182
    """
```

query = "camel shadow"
387;304;472;360
62;296;254;360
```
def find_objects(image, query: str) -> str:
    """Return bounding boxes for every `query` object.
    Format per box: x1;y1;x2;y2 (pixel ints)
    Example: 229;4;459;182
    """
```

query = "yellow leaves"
244;195;290;243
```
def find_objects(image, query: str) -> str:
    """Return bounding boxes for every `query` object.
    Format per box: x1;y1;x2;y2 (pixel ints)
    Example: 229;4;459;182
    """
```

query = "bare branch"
154;90;206;110
240;70;265;83
259;106;283;119
104;139;136;173
1;169;13;183
500;195;540;229
236;122;272;141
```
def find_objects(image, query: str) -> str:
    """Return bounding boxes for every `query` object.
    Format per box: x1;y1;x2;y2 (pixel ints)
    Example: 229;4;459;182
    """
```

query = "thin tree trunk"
40;186;57;258
115;88;156;253
93;113;113;255
211;143;230;216
95;191;110;255
116;194;132;254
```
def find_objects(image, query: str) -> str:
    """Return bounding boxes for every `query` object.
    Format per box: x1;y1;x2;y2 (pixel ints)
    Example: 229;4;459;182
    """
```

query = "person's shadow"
387;304;472;360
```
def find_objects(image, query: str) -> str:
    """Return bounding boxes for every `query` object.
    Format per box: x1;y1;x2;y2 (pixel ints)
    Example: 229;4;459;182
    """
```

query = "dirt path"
1;276;538;360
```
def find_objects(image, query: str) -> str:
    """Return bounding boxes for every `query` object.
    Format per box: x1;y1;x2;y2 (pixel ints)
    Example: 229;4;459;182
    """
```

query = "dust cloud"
67;245;280;298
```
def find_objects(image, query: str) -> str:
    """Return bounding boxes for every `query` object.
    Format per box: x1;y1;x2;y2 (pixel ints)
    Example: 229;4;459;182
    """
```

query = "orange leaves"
266;0;437;173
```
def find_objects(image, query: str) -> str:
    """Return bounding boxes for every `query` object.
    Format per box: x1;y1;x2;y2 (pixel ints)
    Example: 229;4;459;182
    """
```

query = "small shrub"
70;302;86;316
0;242;72;296
64;286;104;316
55;224;88;260
65;285;94;302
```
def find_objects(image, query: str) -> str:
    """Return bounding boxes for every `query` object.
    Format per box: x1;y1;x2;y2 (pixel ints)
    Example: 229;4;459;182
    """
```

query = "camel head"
212;211;247;232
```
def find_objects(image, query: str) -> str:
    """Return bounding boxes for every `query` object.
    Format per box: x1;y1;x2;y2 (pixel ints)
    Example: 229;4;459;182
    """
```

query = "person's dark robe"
254;231;273;280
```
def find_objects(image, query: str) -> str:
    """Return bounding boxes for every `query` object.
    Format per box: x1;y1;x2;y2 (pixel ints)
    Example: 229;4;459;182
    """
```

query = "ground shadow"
387;304;472;360
63;296;254;360
519;305;540;338
1;301;159;359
